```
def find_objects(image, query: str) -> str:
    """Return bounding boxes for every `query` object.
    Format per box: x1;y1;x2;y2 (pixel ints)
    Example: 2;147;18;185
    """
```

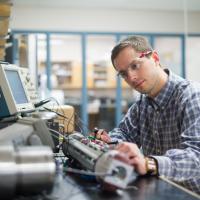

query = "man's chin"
135;89;148;95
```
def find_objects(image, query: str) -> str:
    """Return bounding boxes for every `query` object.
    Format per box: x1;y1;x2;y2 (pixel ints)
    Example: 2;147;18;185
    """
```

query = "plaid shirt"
109;69;200;194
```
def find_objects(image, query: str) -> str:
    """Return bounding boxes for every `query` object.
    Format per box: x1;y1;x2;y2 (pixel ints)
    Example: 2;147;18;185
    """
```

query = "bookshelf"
0;0;12;60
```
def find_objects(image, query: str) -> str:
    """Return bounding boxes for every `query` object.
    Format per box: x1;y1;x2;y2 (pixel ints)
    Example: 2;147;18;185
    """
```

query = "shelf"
93;67;107;72
38;61;129;89
0;3;12;17
0;38;7;47
0;17;9;37
0;1;13;60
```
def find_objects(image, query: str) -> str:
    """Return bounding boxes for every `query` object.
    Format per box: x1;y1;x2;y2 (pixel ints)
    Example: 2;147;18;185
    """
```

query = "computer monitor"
0;63;35;118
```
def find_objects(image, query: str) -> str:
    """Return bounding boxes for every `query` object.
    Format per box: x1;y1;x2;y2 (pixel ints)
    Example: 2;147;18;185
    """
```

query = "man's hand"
115;142;147;175
95;129;111;143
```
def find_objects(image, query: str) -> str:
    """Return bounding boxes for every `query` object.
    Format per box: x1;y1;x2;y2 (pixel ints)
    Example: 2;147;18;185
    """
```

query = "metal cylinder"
15;146;56;194
0;145;56;198
0;145;16;199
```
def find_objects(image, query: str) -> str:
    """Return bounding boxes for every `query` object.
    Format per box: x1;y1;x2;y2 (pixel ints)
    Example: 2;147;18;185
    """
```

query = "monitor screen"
5;69;29;104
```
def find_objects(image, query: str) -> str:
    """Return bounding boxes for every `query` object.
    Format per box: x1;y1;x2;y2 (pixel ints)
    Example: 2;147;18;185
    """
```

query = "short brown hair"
111;35;153;68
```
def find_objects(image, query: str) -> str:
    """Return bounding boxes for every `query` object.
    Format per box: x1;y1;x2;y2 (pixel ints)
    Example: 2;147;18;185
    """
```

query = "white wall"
10;5;200;33
186;38;200;82
10;5;200;82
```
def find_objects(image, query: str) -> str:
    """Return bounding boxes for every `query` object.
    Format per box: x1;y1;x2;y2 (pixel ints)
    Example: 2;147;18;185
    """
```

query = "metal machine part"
95;150;133;189
0;145;56;199
0;117;55;149
62;132;102;170
62;132;134;189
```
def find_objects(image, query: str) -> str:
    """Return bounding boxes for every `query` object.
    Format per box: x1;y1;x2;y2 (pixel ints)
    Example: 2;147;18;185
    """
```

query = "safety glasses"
117;51;152;79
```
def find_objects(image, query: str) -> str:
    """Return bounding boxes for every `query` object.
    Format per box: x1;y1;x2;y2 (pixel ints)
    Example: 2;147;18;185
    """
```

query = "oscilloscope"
0;63;35;118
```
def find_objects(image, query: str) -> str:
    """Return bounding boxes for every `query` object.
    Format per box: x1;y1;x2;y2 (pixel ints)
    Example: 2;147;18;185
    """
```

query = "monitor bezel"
0;64;35;116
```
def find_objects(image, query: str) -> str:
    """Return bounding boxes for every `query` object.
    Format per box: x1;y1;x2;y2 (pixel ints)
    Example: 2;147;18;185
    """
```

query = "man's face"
114;47;161;97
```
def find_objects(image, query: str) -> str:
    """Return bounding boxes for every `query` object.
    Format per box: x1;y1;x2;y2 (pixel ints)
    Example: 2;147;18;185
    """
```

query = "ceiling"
13;0;200;12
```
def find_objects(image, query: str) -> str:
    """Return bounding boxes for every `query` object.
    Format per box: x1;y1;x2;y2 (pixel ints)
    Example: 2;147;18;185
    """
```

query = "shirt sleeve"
152;87;200;182
109;101;141;146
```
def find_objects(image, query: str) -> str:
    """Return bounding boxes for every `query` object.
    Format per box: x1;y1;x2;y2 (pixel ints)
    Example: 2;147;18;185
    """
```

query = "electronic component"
34;99;51;108
18;66;39;104
62;132;134;189
0;63;35;118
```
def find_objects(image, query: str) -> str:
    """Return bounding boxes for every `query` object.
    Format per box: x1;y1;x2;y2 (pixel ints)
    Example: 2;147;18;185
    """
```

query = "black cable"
63;167;113;177
43;97;92;135
44;106;77;158
74;112;92;134
48;97;66;122
43;107;83;133
34;99;51;108
66;112;74;134
51;132;59;141
48;128;73;142
0;115;19;123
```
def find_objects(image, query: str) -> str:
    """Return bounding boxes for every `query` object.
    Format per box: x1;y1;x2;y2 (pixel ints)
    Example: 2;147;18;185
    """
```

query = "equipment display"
0;63;34;118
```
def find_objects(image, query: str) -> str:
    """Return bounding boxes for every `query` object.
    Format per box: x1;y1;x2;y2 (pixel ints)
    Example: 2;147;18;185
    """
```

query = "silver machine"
0;117;56;199
0;145;55;199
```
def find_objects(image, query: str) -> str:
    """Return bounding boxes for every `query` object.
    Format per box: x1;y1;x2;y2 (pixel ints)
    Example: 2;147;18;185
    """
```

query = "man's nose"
126;68;137;80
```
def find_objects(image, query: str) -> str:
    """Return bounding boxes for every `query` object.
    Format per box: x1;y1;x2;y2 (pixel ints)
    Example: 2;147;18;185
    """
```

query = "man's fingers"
115;143;139;158
96;129;105;138
100;134;111;143
95;129;111;143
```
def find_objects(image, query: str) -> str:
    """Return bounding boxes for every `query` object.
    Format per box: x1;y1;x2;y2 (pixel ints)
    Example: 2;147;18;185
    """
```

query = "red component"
139;50;152;58
139;51;159;62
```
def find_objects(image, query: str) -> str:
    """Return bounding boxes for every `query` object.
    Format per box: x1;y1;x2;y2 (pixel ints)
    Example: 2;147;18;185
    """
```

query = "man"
96;35;200;194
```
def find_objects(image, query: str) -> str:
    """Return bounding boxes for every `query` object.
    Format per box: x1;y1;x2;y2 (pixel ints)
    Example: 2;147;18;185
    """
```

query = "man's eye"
130;64;138;70
120;72;127;77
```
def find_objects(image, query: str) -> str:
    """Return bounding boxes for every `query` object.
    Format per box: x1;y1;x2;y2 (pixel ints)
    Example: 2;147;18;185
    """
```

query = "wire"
64;167;113;177
43;97;93;136
48;128;72;142
49;129;114;179
41;97;66;127
0;115;19;123
43;107;83;133
51;132;59;141
48;128;73;156
66;112;74;134
49;97;66;120
74;112;92;134
34;99;51;108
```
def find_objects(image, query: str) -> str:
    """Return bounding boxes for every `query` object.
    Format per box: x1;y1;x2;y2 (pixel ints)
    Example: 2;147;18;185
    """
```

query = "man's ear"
152;51;159;62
